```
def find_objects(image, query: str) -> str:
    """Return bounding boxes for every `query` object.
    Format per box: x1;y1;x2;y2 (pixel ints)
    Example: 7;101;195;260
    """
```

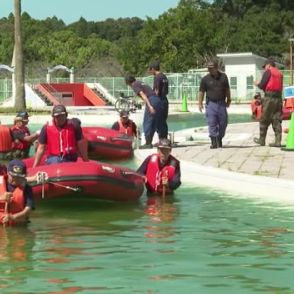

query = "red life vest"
0;175;25;226
118;120;134;136
265;67;283;92
145;154;176;193
10;125;30;151
46;120;77;156
250;99;262;120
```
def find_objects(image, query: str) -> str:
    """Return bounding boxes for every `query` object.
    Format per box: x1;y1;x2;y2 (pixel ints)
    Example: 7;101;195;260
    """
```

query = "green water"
5;113;291;293
1;189;294;293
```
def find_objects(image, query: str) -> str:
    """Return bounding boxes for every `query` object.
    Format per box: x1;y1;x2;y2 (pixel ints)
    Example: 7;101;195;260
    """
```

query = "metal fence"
0;70;293;103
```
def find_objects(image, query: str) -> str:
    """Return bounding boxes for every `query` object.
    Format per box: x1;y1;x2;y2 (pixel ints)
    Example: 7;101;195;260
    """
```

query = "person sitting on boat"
137;138;181;196
7;113;39;160
111;110;138;137
0;159;34;226
33;104;89;167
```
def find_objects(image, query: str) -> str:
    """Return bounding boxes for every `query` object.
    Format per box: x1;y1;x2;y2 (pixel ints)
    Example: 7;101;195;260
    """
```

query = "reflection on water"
144;196;178;241
1;184;294;292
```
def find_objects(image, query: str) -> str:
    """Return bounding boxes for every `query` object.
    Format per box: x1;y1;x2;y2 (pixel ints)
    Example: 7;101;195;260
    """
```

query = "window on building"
230;77;237;89
247;76;254;89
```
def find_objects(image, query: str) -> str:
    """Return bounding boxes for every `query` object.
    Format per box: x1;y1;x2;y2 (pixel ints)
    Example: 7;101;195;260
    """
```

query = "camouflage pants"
259;95;282;143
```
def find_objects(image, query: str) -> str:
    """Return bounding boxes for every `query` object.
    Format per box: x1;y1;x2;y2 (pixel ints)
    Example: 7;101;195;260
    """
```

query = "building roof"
217;52;284;68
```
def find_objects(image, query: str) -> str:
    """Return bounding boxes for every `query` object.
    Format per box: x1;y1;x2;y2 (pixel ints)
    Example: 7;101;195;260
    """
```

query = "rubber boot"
253;137;265;146
254;124;268;146
217;137;223;148
269;133;282;147
210;137;218;149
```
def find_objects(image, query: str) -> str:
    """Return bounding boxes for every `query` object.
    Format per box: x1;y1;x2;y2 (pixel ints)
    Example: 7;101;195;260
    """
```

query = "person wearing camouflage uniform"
253;58;283;147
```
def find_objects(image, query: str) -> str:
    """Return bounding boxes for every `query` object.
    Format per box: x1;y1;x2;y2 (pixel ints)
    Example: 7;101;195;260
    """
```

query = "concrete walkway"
172;120;293;181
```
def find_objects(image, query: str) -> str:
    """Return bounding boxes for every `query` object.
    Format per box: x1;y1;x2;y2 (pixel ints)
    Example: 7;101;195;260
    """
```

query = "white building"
217;52;283;101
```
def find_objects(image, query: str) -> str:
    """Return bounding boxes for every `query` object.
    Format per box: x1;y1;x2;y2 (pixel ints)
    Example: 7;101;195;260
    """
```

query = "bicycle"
115;92;142;113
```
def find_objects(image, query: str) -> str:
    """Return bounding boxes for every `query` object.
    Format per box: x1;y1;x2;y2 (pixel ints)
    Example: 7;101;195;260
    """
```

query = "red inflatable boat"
24;158;144;202
82;127;134;160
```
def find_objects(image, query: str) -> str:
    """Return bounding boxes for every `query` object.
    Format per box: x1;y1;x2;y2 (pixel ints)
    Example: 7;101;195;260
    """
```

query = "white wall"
225;63;256;99
0;84;46;109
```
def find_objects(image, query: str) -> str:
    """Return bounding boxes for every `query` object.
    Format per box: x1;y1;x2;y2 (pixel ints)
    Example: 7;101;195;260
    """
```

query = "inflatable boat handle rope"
36;172;82;198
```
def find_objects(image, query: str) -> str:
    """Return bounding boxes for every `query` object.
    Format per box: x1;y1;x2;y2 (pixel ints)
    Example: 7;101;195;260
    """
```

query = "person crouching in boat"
0;159;34;226
111;110;138;137
33;104;88;167
137;138;181;196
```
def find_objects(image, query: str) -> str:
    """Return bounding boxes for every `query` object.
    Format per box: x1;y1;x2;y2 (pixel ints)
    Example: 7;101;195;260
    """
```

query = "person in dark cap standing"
198;59;231;149
111;110;138;137
137;138;181;196
0;159;34;226
253;58;283;147
148;61;169;140
33;104;88;167
8;112;39;160
125;75;164;149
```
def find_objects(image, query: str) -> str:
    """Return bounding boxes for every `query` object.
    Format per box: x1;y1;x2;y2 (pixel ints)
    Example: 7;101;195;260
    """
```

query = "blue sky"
0;0;180;24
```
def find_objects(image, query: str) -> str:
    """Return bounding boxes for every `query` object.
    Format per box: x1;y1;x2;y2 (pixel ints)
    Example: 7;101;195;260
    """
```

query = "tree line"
0;0;293;77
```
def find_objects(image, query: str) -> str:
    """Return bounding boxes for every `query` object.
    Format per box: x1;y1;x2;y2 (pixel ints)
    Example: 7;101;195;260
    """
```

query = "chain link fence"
1;70;293;104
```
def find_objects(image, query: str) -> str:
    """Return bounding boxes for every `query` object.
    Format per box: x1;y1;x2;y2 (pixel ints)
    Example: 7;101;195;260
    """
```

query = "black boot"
210;137;218;149
217;137;223;148
139;137;153;149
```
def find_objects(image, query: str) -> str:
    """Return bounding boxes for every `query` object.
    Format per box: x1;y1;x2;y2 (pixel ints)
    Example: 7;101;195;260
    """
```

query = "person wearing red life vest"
111;110;138;137
137;138;181;196
33;104;88;167
8;113;39;159
253;58;283;147
0;159;34;226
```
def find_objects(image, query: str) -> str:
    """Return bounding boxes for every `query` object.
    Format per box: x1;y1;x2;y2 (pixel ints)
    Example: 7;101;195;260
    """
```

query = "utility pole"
289;38;294;86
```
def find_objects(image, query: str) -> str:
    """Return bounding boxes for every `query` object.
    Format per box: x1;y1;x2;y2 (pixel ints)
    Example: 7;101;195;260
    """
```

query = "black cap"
158;138;172;149
52;104;67;117
120;110;129;118
7;159;27;177
17;111;29;119
125;74;136;84
262;58;275;68
207;60;218;68
149;61;160;71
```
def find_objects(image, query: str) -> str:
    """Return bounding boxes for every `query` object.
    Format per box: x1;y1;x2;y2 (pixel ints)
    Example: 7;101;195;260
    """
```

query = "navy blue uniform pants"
157;96;169;139
143;95;164;143
205;101;228;138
